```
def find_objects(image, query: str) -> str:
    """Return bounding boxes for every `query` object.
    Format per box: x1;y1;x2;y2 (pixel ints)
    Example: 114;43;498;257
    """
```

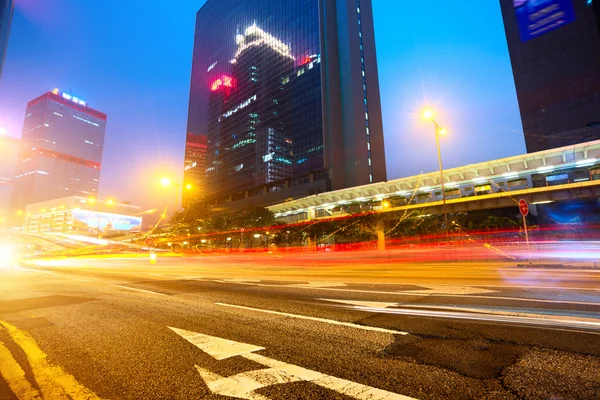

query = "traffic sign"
518;199;529;217
145;237;155;247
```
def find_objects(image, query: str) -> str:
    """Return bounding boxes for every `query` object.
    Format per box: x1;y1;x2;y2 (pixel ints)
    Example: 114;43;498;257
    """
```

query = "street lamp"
423;109;449;235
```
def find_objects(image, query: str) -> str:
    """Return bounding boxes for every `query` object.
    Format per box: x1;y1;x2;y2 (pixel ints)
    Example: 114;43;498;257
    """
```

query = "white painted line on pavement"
215;302;409;335
111;285;166;296
353;306;600;331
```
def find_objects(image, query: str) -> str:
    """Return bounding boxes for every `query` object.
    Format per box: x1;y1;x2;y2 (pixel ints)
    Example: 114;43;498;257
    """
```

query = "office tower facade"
183;132;208;205
500;0;600;152
0;0;13;80
12;90;107;210
185;0;386;209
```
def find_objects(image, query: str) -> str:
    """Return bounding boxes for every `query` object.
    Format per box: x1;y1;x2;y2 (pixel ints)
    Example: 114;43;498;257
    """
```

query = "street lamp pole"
424;110;448;237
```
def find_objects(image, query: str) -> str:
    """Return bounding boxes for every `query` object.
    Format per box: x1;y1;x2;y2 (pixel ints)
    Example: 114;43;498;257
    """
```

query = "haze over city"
1;1;600;399
0;0;524;210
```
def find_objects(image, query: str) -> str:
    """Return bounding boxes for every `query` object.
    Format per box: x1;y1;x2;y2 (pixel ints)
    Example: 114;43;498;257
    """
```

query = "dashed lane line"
111;284;167;296
211;280;600;307
216;302;409;335
0;320;101;400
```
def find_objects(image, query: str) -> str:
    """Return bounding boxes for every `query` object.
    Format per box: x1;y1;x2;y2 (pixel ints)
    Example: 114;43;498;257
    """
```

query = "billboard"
514;0;575;42
72;209;142;233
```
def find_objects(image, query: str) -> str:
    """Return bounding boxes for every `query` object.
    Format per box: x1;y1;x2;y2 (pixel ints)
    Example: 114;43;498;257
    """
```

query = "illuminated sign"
71;209;142;232
514;0;575;42
221;95;257;119
52;88;87;106
210;75;235;92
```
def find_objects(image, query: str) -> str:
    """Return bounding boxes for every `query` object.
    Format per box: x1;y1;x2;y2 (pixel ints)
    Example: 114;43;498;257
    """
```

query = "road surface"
1;254;600;399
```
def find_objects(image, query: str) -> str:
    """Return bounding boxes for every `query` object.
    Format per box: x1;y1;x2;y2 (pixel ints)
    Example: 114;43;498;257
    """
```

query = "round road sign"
518;199;529;217
145;237;155;247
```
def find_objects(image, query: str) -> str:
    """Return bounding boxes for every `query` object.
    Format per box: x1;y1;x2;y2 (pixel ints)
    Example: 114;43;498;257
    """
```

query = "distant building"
0;0;13;80
0;134;19;213
185;0;386;210
500;0;600;152
24;196;142;236
12;90;107;210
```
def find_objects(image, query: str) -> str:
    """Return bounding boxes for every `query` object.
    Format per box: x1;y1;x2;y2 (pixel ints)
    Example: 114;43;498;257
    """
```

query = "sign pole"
519;199;531;265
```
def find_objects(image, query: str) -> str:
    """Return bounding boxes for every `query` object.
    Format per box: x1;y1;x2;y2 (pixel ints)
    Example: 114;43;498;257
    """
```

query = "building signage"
52;88;87;106
514;0;575;42
72;209;142;232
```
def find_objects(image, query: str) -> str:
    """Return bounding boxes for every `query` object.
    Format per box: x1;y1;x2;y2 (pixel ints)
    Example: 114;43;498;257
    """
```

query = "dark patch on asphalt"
385;335;528;379
6;317;54;330
358;313;600;355
122;280;232;295
0;327;41;396
0;295;97;315
257;381;356;399
344;283;429;292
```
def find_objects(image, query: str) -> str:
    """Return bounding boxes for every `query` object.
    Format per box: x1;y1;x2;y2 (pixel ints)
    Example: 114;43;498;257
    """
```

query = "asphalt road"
1;255;600;399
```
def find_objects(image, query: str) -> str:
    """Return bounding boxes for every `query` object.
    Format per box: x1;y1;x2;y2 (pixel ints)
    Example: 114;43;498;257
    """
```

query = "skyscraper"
0;0;14;80
12;90;107;210
500;0;600;152
185;0;386;209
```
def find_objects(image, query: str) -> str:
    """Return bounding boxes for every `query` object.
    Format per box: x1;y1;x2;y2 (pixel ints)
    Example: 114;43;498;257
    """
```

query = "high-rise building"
0;0;13;80
12;90;107;210
185;0;386;209
0;134;19;215
183;132;207;205
500;0;600;152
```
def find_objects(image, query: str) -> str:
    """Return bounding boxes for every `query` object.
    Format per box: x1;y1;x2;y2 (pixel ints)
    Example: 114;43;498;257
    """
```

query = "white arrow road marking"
319;299;400;309
170;327;417;400
403;285;498;295
216;302;409;335
168;327;264;360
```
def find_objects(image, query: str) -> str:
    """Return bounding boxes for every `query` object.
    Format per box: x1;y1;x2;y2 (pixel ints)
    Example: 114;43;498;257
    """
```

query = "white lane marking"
170;327;417;400
288;281;348;288
403;285;498;295
111;285;166;296
352;306;600;331
400;304;600;323
215;302;408;335
319;299;400;309
168;327;264;360
212;281;600;307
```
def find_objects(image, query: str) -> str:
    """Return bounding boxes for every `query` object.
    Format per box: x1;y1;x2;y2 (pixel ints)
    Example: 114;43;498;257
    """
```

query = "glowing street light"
160;177;172;187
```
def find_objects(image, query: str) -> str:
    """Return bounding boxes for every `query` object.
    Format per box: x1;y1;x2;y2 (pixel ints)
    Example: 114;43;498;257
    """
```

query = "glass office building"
12;90;107;210
185;0;386;209
0;0;13;80
500;0;600;152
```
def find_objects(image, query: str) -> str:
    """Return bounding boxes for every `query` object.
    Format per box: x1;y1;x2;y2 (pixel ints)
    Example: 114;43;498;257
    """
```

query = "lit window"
365;112;369;120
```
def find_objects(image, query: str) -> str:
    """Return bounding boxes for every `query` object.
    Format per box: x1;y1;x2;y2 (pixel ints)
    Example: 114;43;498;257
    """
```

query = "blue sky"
0;0;524;210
